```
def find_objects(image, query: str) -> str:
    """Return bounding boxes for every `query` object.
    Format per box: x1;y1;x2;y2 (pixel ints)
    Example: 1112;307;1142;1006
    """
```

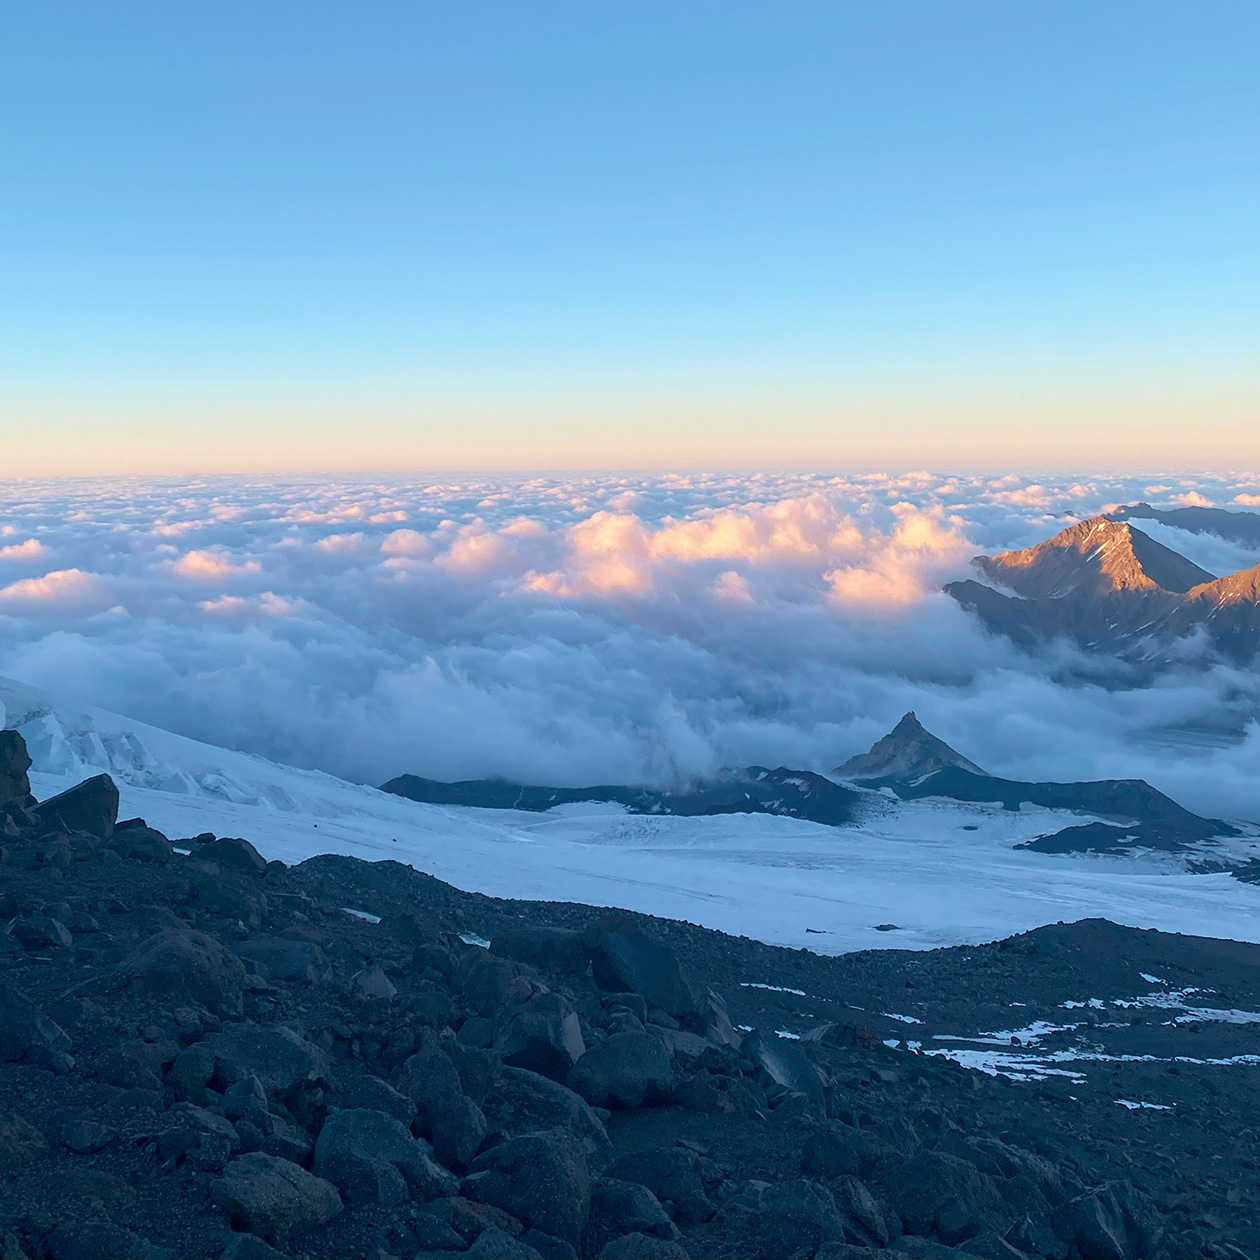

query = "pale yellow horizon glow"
3;377;1259;478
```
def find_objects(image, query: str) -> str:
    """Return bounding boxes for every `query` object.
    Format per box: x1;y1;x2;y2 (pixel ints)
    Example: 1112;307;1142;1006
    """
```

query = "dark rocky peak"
834;711;987;784
973;515;1214;599
0;728;33;807
1109;501;1260;546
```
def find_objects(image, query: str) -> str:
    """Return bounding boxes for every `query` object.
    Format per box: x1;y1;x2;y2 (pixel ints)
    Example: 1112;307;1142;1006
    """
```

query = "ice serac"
834;711;987;785
945;515;1260;661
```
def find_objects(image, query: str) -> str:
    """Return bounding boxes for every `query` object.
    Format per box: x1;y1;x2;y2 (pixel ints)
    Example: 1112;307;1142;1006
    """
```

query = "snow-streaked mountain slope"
5;675;1260;956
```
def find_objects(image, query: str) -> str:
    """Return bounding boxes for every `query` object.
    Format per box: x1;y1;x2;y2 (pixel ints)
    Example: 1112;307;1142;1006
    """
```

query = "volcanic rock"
31;774;119;839
464;1130;592;1246
211;1153;342;1242
0;730;32;806
118;928;246;1017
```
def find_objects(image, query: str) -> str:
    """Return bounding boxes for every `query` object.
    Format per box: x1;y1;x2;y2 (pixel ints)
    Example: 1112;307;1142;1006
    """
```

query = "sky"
3;2;1260;473
2;472;1259;822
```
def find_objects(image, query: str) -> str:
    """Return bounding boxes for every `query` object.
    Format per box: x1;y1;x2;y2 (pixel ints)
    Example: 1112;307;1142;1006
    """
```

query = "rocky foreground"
2;735;1259;1260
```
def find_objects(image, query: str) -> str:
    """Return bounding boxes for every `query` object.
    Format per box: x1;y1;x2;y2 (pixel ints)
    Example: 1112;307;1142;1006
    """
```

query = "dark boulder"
9;913;73;951
201;836;268;873
715;1179;846;1258
336;1074;416;1127
118;928;246;1017
31;773;119;839
689;987;742;1047
802;1124;901;1182
408;1210;469;1253
567;1031;675;1109
313;1107;456;1204
157;1103;241;1171
464;1130;592;1245
397;1044;488;1170
208;1023;330;1101
582;914;696;1018
603;1148;713;1211
457;950;530;1018
0;1112;49;1164
830;1175;889;1248
492;925;589;974
107;818;173;862
676;1070;765;1114
597;1236;691;1260
100;1038;177;1091
211;1153;342;1242
741;1028;825;1106
219;1234;290;1260
520;1229;578;1260
167;1040;218;1100
1051;1181;1164;1260
223;1075;270;1125
584;1178;679;1257
887;1151;1013;1246
234;935;329;985
427;1195;527;1242
380;909;442;945
0;981;74;1073
466;1229;544;1260
194;876;268;928
60;1117;116;1153
495;991;586;1080
445;1039;502;1106
0;730;32;806
482;1065;610;1155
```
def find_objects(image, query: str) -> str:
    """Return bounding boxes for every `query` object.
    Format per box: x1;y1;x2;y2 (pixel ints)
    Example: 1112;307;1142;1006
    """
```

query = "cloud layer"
1;470;1259;821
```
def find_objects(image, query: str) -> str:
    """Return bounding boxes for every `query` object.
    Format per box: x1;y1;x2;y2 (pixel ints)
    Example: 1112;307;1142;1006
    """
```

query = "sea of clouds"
1;470;1259;821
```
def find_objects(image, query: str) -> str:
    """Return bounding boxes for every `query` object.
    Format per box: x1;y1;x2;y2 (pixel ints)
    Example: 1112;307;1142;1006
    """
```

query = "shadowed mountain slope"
946;514;1260;660
381;766;861;827
836;713;1236;852
1109;501;1260;546
834;711;987;783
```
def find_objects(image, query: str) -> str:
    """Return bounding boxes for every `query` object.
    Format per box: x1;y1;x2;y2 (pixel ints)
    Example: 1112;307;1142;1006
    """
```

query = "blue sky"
3;2;1259;472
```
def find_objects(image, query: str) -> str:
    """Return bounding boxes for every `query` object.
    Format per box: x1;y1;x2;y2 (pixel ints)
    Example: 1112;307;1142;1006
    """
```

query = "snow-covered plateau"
6;673;1260;956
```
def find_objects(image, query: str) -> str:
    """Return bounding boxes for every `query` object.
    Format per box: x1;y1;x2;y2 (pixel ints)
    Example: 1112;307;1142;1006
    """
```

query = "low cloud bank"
1;471;1258;821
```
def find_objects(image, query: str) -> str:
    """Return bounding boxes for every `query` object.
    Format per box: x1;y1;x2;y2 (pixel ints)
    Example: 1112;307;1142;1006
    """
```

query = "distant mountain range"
381;765;861;828
1109;501;1260;546
382;711;1235;856
946;508;1260;660
833;710;1235;853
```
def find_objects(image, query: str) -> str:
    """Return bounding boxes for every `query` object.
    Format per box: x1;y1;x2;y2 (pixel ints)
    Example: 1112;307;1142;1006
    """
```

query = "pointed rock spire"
834;712;987;784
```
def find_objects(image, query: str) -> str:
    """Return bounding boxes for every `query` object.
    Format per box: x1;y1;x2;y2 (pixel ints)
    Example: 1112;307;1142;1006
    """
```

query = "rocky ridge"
833;714;987;785
945;514;1260;661
3;734;1260;1259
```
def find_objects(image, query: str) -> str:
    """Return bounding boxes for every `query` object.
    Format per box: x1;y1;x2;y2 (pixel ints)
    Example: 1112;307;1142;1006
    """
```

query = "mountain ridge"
833;711;987;783
946;513;1260;660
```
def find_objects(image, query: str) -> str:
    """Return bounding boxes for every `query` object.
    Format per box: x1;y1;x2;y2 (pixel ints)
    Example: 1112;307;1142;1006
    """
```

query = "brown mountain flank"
974;517;1213;598
946;515;1260;660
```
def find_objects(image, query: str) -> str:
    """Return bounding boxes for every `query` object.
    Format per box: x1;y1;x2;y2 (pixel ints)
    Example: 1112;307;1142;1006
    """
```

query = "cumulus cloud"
171;549;264;580
0;539;45;560
0;471;1257;822
0;568;115;615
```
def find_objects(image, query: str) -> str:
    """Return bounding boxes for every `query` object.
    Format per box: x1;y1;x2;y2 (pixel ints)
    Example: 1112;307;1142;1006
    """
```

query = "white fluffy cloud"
1;471;1258;821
